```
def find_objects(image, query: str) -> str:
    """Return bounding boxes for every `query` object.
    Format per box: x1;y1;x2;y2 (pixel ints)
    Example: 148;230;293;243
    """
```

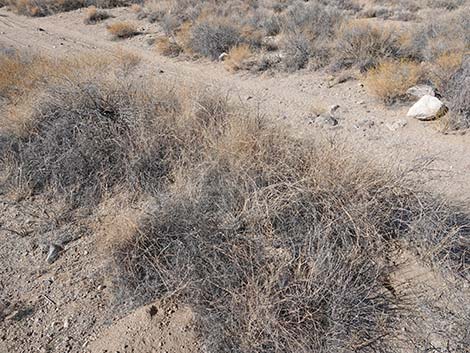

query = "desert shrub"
334;20;404;71
155;37;182;57
408;7;469;61
0;53;184;205
190;21;241;59
281;1;342;41
224;44;253;72
426;0;466;10
427;51;465;92
445;56;470;129
365;60;423;104
282;34;311;71
84;5;111;24
107;109;469;353
107;22;139;39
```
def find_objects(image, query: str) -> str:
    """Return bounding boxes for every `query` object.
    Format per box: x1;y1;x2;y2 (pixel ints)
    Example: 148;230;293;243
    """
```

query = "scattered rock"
406;85;435;99
46;243;63;264
407;95;447;121
386;119;407;131
218;52;228;61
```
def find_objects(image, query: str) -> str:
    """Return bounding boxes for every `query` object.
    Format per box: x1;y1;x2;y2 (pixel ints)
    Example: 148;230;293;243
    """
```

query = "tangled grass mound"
1;50;469;353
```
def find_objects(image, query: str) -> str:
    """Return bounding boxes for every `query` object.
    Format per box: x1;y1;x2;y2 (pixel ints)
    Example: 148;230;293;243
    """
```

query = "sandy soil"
0;6;469;353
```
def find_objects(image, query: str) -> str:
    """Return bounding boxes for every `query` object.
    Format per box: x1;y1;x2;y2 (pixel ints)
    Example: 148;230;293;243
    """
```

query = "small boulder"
406;85;435;99
218;52;228;61
407;95;447;121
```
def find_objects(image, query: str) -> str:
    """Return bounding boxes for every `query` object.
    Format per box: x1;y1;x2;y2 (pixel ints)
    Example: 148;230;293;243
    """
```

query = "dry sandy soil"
0;6;469;353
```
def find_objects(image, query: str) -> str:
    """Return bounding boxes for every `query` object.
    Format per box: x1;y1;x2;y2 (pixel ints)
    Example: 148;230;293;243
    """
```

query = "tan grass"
224;44;253;72
155;37;182;58
365;59;423;104
107;22;139;39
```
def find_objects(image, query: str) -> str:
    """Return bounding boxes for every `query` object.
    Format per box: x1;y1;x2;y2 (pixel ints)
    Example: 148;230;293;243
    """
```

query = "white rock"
407;95;447;121
218;52;228;61
406;85;435;99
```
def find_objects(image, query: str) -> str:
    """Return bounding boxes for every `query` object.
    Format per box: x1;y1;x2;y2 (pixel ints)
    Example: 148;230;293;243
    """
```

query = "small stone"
46;244;63;264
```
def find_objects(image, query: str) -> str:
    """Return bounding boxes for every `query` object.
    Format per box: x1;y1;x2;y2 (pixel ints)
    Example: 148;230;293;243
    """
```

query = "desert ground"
0;1;469;352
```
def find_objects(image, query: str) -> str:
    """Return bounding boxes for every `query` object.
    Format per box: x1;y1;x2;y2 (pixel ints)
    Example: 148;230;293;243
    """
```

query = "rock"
406;85;435;99
315;115;338;127
314;105;340;127
218;52;228;61
46;243;63;264
407;95;447;121
386;119;407;131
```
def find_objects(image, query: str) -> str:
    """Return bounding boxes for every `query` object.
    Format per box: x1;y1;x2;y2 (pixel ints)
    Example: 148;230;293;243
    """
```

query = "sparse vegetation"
107;21;139;39
1;1;470;351
1;49;469;353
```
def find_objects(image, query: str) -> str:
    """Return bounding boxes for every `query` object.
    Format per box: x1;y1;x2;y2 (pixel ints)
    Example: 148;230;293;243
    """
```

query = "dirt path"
1;6;469;205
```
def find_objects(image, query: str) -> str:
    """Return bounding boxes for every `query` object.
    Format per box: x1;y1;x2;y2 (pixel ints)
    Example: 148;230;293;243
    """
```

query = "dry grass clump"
365;60;423;104
224;44;253;72
155;37;182;58
84;5;111;24
107;21;139;39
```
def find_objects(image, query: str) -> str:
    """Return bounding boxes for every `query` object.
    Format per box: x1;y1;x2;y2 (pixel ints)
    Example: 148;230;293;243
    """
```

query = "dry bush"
445;56;470;130
224;44;253;72
365;60;423;104
107;111;469;353
282;33;311;71
334;20;405;71
155;37;182;57
427;51;465;92
408;7;469;61
279;1;342;69
189;20;241;59
107;22;139;39
84;5;111;24
2;49;469;353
